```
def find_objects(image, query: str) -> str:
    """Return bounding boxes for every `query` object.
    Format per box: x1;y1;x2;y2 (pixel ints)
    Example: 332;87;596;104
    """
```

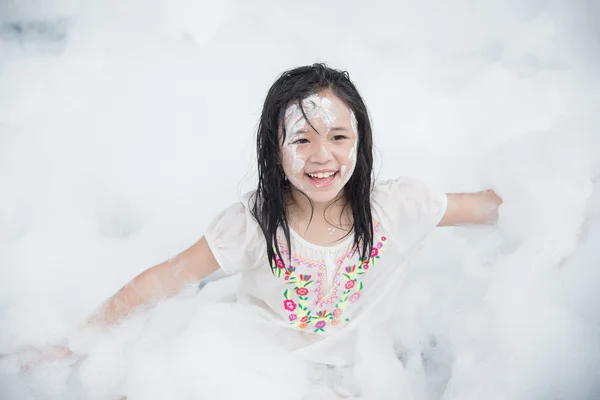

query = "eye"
332;135;347;141
291;138;309;145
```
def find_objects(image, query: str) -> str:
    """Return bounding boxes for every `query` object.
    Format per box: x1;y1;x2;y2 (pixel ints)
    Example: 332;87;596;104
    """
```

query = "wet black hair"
250;63;374;272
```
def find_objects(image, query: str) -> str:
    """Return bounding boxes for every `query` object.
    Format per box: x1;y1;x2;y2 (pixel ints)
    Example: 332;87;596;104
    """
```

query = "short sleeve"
372;177;447;250
204;192;266;275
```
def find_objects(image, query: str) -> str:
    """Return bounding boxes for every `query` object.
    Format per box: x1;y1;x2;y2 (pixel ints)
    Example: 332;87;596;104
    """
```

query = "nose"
308;140;333;164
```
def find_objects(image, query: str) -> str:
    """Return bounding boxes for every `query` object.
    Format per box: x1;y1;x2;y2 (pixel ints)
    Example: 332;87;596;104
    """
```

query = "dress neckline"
288;226;355;252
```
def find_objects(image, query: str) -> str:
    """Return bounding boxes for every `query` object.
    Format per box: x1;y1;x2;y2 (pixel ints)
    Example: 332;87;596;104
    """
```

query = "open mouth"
305;171;338;188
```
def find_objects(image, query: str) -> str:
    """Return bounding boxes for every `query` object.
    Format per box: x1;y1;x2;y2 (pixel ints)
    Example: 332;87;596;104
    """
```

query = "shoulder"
371;176;447;233
239;190;258;212
372;176;445;206
205;190;265;274
212;190;257;218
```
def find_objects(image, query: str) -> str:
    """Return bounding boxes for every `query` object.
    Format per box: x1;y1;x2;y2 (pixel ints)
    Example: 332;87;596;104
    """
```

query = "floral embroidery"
349;292;361;303
273;232;387;333
275;220;382;309
283;299;297;312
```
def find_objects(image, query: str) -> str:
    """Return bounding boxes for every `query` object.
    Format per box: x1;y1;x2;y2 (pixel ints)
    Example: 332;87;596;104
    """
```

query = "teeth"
309;172;335;178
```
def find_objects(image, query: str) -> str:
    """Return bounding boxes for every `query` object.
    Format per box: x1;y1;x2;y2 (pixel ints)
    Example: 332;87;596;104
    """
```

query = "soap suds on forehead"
284;94;338;137
303;94;337;128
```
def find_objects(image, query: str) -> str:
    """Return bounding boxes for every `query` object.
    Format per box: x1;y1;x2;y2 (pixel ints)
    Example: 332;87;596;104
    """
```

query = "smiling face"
280;91;359;204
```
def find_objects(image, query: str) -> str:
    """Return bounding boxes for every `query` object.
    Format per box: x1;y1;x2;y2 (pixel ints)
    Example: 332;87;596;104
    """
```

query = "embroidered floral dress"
205;177;447;366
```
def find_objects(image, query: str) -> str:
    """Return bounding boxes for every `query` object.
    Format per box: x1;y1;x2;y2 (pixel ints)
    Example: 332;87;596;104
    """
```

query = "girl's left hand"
439;189;503;226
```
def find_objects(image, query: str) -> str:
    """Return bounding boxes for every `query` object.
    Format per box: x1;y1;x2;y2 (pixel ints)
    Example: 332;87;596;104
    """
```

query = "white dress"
66;177;448;400
205;177;448;369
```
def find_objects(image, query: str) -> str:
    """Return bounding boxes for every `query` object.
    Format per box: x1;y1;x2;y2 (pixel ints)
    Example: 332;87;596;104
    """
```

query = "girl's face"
280;91;358;204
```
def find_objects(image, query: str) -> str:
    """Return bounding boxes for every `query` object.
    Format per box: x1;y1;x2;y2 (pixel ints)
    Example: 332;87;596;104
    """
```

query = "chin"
300;180;345;204
303;189;343;204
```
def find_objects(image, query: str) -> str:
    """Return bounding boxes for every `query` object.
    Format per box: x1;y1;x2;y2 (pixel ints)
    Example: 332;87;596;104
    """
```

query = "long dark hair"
251;63;374;272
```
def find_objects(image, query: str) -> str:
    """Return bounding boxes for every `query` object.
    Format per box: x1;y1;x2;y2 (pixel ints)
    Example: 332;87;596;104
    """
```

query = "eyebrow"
295;126;349;134
329;126;349;132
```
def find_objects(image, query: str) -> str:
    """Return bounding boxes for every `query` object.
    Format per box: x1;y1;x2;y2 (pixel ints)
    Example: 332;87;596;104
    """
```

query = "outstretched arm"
84;237;220;328
439;190;503;226
11;237;220;369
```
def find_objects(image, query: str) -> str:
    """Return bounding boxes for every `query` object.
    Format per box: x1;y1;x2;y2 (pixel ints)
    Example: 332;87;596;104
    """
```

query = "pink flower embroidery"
284;299;297;312
275;230;386;334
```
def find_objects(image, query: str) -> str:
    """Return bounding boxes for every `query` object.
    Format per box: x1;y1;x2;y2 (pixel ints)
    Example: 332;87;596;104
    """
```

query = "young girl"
17;63;502;397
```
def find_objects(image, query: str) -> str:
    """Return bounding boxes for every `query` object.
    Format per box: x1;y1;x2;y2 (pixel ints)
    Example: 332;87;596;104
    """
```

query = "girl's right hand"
5;344;78;372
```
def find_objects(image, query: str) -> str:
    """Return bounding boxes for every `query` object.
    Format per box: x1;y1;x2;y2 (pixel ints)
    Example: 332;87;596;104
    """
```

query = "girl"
16;63;502;397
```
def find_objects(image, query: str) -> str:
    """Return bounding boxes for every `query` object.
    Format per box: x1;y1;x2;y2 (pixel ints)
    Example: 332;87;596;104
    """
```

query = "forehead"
284;92;352;122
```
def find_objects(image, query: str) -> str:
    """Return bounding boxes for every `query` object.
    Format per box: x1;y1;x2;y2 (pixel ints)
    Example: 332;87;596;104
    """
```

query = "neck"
287;188;348;222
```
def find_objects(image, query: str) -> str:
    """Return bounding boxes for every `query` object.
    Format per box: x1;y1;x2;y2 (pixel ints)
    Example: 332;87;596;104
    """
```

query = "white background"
1;0;599;399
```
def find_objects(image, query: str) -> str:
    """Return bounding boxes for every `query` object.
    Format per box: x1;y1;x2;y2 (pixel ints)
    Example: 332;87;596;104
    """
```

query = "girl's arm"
83;236;220;328
15;237;220;368
438;190;503;226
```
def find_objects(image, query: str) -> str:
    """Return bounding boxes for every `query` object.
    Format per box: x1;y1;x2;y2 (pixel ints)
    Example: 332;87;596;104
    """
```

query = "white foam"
1;1;599;398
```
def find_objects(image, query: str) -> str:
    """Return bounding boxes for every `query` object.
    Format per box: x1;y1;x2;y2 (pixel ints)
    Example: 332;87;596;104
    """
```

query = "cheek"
338;141;358;177
282;146;306;177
